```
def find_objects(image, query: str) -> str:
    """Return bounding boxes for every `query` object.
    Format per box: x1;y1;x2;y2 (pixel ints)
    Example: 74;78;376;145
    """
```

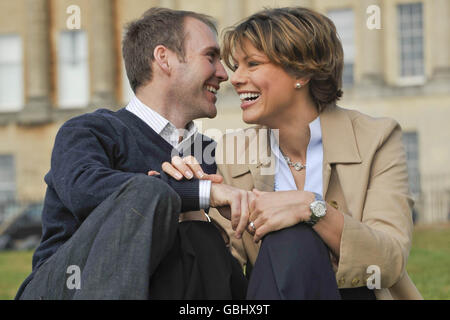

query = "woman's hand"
158;155;223;183
247;189;315;242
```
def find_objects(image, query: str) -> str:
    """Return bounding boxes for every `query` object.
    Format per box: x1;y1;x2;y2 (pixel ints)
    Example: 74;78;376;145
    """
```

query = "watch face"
312;201;327;218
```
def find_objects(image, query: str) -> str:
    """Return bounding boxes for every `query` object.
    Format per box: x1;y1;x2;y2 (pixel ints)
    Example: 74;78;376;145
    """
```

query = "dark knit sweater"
32;108;216;270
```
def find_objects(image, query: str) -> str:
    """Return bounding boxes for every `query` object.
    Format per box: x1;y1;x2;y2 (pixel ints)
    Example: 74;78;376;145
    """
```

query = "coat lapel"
226;126;275;192
249;127;275;192
320;105;362;198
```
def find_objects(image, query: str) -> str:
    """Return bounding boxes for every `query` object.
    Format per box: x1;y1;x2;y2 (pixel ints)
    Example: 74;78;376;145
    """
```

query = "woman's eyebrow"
243;54;268;62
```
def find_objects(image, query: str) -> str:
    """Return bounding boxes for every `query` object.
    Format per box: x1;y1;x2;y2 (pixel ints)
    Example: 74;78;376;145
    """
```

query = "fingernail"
175;173;183;179
197;171;204;178
185;171;193;179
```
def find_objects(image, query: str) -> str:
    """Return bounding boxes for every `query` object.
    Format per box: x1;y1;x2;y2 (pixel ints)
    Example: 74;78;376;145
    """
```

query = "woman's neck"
274;98;318;162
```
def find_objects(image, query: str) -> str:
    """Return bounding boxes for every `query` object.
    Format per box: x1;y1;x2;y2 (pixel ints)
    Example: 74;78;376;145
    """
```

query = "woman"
161;7;422;300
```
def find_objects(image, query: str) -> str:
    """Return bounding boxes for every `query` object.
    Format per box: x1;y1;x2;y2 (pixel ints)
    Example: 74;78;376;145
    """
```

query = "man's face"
169;17;228;120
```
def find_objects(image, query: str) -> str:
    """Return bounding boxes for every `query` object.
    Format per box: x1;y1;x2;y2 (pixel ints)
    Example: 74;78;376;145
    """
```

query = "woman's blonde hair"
222;7;344;112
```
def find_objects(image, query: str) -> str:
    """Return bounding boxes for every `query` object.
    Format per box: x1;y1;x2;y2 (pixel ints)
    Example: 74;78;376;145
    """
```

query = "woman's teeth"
239;92;261;101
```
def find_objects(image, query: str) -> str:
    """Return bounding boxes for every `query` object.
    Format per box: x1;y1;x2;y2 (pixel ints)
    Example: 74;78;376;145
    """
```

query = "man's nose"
216;61;229;83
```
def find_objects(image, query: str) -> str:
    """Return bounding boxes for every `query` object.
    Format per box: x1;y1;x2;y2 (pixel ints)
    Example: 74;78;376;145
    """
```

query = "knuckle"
254;201;262;212
161;162;170;169
172;156;182;164
183;155;196;164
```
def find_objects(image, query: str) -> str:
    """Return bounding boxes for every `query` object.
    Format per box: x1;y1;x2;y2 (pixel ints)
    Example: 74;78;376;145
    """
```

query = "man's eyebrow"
203;46;220;56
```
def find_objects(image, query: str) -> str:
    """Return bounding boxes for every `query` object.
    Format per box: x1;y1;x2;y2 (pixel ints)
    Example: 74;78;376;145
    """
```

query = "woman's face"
230;40;299;126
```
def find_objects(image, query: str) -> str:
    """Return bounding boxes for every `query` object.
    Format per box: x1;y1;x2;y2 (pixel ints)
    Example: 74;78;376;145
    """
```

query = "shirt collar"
126;95;198;150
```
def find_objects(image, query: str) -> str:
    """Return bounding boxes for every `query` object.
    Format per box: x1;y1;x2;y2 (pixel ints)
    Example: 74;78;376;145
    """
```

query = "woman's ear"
153;45;171;75
295;76;311;88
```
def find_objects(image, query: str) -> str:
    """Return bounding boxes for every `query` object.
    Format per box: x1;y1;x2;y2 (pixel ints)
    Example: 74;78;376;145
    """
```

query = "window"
398;3;424;80
58;30;89;108
328;9;355;86
0;35;24;111
0;155;16;204
402;131;421;197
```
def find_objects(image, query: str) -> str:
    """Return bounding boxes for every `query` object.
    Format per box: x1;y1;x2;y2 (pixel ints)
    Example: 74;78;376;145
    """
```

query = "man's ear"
153;45;171;75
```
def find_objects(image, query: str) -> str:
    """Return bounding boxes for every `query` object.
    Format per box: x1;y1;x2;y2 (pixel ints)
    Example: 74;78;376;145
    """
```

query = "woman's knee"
262;223;330;262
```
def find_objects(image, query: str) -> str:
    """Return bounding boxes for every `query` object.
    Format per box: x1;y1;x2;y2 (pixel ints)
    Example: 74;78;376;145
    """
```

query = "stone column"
19;0;51;124
89;0;116;107
224;0;245;26
296;0;314;8
431;0;450;80
358;0;383;86
159;0;177;8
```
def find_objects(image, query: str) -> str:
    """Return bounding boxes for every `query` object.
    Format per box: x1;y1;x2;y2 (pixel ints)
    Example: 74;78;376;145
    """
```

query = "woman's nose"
230;67;246;87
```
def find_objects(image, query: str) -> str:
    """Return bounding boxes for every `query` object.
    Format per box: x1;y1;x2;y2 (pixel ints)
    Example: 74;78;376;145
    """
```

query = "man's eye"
207;53;217;62
232;64;239;71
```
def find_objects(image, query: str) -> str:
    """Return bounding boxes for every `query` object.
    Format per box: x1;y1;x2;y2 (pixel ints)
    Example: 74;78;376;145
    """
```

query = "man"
16;7;248;300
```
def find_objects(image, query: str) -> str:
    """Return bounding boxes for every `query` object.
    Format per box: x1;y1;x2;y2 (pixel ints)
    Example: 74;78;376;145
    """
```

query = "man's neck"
136;86;191;129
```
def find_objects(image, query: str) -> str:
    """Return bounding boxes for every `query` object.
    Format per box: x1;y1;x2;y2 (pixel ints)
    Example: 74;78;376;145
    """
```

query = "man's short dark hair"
122;7;217;93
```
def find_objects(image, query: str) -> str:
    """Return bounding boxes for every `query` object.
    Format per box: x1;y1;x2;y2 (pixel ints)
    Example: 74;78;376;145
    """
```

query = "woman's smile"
239;91;261;109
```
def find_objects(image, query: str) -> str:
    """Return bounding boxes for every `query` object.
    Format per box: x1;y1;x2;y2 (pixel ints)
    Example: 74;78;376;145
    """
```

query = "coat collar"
320;104;362;197
228;126;275;192
320;104;362;165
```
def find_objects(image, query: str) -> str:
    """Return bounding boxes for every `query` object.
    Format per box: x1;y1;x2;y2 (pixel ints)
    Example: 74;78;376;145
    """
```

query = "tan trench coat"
209;104;422;300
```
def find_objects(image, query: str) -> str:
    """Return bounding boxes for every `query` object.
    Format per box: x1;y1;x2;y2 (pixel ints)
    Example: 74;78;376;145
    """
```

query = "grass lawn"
0;224;449;300
406;223;450;299
0;249;33;300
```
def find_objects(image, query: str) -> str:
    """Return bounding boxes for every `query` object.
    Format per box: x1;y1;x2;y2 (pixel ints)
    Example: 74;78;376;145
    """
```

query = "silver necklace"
283;155;306;171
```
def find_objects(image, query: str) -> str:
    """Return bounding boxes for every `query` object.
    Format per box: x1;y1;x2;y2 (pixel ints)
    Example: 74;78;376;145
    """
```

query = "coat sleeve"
207;134;249;270
335;120;414;289
49;113;199;223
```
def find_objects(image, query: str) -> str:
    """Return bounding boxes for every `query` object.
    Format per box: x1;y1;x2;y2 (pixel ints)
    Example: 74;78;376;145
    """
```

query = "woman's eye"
248;61;259;67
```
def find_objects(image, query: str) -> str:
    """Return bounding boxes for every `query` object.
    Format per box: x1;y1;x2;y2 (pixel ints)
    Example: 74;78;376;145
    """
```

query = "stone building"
0;0;448;223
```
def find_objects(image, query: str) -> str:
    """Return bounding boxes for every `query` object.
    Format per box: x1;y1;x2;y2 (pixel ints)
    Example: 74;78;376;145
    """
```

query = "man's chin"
207;110;217;119
204;105;217;119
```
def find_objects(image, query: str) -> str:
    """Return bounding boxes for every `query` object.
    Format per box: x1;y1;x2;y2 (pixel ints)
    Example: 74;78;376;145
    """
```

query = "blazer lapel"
320;105;362;198
249;127;275;192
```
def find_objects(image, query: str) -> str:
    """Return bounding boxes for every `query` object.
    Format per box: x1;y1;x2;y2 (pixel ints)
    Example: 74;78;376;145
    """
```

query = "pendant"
294;163;305;171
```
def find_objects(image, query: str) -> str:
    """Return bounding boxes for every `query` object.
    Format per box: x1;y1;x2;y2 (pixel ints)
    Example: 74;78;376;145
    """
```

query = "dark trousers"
16;175;247;300
247;223;376;300
247;223;341;300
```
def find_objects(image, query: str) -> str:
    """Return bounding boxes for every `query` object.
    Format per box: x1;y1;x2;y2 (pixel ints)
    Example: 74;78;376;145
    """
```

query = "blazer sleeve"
335;120;414;289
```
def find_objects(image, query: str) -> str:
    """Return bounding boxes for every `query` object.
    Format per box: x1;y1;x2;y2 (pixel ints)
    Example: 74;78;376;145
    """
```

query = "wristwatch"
305;192;327;226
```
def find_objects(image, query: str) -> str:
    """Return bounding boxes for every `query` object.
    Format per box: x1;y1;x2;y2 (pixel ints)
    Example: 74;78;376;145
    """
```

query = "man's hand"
210;183;252;239
158;155;253;239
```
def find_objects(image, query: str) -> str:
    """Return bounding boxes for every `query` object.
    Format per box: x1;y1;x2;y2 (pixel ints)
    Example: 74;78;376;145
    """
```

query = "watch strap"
305;192;325;226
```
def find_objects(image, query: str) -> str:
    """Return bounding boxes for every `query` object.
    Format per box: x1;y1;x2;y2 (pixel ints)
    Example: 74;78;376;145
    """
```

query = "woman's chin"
242;110;261;125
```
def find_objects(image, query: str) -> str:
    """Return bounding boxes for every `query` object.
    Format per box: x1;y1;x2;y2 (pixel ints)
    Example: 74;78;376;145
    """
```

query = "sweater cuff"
166;178;200;212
